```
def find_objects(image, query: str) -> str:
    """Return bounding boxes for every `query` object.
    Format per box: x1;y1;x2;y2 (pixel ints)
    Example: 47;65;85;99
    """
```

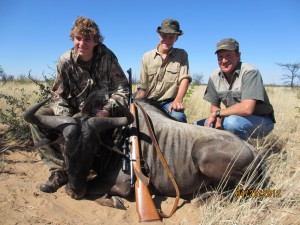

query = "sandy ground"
0;150;200;225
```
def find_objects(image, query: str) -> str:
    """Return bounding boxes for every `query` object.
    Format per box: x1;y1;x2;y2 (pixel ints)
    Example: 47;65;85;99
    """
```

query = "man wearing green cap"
194;38;275;140
136;19;192;123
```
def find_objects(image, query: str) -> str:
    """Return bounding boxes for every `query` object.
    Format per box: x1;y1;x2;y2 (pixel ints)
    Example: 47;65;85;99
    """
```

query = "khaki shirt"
137;47;192;101
50;44;129;116
204;62;275;118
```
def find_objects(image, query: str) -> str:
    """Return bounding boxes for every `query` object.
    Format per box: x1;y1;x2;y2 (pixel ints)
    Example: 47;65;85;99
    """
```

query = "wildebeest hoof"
95;195;127;210
65;183;86;200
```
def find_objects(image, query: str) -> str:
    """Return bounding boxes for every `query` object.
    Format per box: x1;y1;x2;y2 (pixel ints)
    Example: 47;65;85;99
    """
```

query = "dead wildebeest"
24;92;263;212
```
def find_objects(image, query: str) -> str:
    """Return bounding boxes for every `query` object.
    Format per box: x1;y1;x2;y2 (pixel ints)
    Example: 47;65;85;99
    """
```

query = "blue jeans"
194;115;274;140
160;101;187;123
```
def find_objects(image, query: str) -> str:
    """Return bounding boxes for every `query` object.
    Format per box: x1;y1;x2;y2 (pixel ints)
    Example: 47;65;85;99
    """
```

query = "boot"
40;171;68;193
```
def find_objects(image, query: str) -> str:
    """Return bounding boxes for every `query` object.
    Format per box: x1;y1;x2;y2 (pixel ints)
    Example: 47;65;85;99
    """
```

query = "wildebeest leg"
95;194;127;210
193;140;259;189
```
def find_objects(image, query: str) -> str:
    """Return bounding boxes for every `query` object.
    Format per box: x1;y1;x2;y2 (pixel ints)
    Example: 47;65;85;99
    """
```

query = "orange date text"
235;189;281;198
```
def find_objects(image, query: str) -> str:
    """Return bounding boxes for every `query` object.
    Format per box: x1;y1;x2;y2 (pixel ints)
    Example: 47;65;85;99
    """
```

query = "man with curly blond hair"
30;16;129;193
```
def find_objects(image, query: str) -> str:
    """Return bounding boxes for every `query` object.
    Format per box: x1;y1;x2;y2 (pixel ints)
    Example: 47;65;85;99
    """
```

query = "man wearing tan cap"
194;38;275;140
136;19;192;123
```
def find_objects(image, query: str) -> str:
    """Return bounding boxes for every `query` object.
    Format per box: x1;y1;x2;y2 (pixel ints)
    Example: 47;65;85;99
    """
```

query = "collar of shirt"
218;61;242;78
72;48;81;63
154;44;174;59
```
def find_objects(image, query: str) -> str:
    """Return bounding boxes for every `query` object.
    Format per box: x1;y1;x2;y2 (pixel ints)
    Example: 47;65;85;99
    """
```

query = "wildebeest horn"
87;100;134;132
23;97;77;131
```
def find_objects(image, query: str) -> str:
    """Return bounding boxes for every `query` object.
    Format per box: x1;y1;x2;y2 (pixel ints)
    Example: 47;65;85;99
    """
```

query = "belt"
157;98;174;104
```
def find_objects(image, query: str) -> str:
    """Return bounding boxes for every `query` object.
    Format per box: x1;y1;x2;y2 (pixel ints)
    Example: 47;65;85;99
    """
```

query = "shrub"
0;74;54;142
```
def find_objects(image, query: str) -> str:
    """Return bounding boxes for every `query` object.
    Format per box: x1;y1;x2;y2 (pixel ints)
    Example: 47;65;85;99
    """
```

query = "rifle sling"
134;101;180;219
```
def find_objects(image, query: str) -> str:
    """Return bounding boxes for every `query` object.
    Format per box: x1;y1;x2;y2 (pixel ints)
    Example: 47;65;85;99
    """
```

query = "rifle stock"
130;103;160;222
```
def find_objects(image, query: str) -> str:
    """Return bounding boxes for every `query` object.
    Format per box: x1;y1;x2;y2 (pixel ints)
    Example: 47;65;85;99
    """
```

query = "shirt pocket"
164;64;179;82
222;91;241;107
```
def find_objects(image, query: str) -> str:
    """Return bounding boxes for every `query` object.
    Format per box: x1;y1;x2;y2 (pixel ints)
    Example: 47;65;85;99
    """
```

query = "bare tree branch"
276;62;300;88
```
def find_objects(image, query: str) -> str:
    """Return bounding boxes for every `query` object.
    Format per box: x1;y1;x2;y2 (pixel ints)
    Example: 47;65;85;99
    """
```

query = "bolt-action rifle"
126;68;160;222
130;102;160;222
122;69;134;187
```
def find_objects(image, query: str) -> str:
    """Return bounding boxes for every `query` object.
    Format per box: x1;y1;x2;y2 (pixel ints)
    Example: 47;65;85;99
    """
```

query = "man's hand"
136;89;147;100
205;113;216;128
50;90;60;100
168;100;185;112
206;111;224;129
72;112;82;118
215;121;223;130
96;109;110;117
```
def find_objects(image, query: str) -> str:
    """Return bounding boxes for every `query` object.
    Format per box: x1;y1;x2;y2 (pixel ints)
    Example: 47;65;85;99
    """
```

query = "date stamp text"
235;189;281;198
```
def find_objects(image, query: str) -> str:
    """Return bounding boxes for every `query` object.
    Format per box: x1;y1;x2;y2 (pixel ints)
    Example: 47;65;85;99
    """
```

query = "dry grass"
1;83;300;224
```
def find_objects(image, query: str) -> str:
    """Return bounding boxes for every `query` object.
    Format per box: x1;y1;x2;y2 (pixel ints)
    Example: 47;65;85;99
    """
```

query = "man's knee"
223;116;248;140
223;116;241;130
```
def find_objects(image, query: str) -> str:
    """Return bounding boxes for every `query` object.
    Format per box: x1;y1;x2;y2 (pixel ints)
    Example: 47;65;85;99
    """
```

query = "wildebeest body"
133;102;258;196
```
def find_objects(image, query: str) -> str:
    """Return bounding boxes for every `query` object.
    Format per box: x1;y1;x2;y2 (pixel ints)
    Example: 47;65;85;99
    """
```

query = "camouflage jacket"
50;44;129;116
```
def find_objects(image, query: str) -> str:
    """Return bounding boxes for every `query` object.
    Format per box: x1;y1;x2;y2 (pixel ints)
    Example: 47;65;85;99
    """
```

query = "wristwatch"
215;110;221;118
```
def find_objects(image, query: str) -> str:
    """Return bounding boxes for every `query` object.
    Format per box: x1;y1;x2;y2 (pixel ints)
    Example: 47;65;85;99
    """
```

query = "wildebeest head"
23;91;133;198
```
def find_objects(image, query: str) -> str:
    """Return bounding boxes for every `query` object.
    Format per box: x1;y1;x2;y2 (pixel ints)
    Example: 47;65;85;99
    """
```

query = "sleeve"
241;69;265;101
50;59;73;116
178;50;192;84
103;54;129;112
203;77;221;106
137;54;149;91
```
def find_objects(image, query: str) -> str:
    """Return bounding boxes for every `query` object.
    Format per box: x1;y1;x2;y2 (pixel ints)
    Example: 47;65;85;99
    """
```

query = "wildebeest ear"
86;100;134;132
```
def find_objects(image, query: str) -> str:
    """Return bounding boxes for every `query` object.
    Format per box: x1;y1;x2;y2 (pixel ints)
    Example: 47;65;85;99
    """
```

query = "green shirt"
204;62;275;117
137;47;192;101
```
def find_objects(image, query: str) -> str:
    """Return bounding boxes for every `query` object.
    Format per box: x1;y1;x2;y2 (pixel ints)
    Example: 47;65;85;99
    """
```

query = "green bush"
183;84;194;104
0;75;54;142
0;88;32;140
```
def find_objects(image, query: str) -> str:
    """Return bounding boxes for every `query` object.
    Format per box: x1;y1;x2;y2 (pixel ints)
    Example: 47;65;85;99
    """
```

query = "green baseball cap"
156;19;183;36
215;38;239;54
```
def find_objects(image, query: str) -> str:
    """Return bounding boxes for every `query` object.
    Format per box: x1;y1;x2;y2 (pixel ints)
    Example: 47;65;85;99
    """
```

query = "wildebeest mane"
135;99;178;121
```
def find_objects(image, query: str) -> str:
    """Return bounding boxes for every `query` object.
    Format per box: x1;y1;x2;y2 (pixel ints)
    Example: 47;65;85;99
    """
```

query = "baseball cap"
215;38;239;54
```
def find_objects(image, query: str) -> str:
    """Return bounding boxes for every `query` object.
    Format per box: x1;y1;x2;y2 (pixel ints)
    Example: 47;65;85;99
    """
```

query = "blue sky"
1;0;299;84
